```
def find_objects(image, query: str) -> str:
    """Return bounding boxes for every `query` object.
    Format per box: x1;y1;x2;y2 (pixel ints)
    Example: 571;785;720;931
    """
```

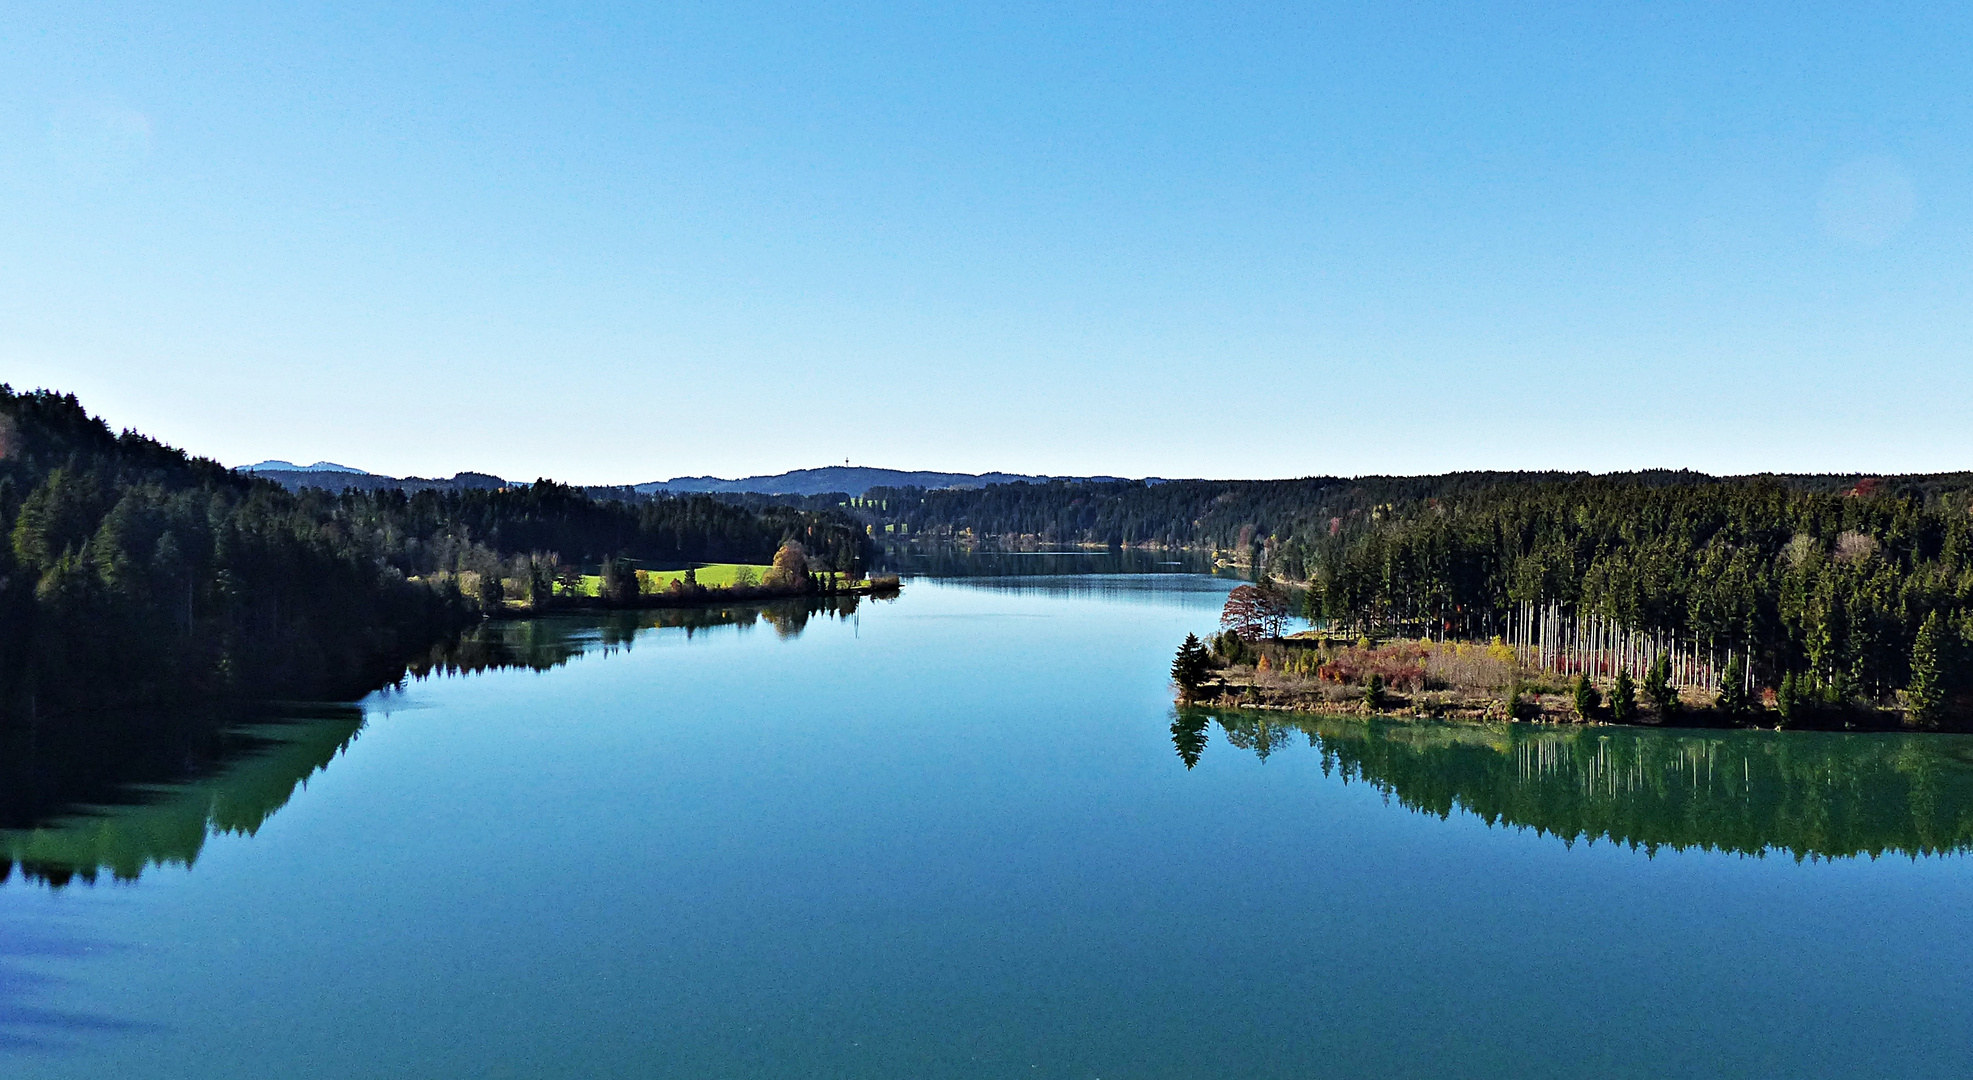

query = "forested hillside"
865;472;1973;713
864;471;1972;555
1307;478;1973;710
0;387;870;718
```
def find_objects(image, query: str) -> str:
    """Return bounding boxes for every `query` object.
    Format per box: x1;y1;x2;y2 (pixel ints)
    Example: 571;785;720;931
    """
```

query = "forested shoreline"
13;379;1970;725
859;473;1973;721
0;387;873;720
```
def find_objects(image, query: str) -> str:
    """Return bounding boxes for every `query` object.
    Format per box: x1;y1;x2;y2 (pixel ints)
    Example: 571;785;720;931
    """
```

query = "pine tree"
1908;611;1948;727
476;569;504;611
1300;580;1325;624
1716;654;1749;719
1644;653;1678;718
1610;669;1636;723
1776;671;1800;728
1170;633;1211;701
1823;667;1851;708
1571;673;1601;721
1363;673;1385;710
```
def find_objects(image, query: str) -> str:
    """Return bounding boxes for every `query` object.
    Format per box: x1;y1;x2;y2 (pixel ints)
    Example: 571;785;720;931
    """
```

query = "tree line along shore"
784;470;1973;719
13;379;1973;729
458;547;901;617
1175;574;1966;731
0;386;885;721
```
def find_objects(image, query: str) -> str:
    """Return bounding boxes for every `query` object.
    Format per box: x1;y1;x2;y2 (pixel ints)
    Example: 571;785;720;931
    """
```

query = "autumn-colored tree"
1221;583;1291;641
763;541;811;591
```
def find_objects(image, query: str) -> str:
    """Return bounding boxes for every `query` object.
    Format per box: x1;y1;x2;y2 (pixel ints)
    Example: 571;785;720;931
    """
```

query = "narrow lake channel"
5;571;1973;1078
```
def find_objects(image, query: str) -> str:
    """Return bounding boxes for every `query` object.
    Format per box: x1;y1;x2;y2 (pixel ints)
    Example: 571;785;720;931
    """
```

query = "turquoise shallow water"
4;574;1973;1078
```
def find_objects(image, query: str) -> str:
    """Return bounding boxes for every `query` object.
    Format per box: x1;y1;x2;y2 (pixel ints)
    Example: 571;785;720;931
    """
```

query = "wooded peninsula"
0;387;886;721
1146;479;1973;729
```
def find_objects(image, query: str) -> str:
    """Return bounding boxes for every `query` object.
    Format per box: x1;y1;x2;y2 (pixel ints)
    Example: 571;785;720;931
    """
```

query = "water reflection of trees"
1;707;364;888
1;597;867;888
877;544;1213;579
1180;708;1973;860
404;596;871;679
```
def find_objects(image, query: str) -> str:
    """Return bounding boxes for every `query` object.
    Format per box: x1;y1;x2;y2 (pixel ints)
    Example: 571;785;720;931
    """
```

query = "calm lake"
5;570;1973;1078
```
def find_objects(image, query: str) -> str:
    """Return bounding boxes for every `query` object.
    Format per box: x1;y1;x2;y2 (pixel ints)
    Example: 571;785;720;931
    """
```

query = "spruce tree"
1715;654;1749;719
477;569;504;611
1644;653;1678;718
1171;633;1211;701
1300;581;1324;624
1823;667;1851;708
1909;611;1948;726
1571;673;1601;721
1610;669;1636;723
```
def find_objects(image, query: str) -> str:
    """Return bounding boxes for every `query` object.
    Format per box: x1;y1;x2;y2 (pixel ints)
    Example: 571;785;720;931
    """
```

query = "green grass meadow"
574;563;774;596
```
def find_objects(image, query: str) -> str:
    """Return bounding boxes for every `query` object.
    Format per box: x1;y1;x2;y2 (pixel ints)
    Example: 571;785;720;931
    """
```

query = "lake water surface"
5;573;1973;1077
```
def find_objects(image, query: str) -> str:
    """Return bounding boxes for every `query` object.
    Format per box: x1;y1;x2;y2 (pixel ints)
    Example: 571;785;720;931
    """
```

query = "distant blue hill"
636;467;1131;497
245;460;373;474
239;461;1135;498
242;461;509;494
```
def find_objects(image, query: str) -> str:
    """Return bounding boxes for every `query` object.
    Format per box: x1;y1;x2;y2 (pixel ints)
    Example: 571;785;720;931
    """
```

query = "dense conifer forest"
863;473;1973;713
0;387;870;719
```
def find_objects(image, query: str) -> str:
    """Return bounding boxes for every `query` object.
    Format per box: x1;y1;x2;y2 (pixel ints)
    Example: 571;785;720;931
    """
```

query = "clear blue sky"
3;3;1968;483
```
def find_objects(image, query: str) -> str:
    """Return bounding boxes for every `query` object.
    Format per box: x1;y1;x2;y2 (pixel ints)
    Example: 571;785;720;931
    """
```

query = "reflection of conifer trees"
875;545;1214;578
2;707;364;887
1170;710;1209;768
1;594;872;889
1215;711;1294;763
1178;709;1973;859
404;597;866;677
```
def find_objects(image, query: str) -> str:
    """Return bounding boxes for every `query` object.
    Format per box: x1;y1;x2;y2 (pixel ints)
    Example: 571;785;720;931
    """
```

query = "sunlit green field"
574;563;775;596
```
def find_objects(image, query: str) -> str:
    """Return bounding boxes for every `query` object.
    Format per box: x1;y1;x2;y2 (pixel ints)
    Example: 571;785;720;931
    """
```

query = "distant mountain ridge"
244;463;509;494
637;466;1129;497
246;460;373;474
240;461;1132;498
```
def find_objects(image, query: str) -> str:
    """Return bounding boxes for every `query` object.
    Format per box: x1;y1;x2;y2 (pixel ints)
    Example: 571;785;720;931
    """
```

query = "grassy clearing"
641;563;775;589
573;563;776;596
